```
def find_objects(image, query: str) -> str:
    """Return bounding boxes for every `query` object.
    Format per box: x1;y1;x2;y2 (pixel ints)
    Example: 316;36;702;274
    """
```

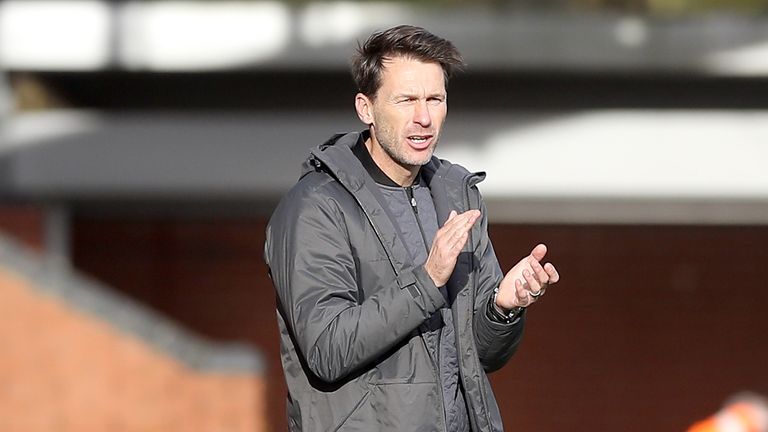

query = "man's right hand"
424;209;481;287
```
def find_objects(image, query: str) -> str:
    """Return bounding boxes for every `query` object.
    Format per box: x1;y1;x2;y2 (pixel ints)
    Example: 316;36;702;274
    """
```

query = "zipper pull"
406;187;419;214
310;156;322;171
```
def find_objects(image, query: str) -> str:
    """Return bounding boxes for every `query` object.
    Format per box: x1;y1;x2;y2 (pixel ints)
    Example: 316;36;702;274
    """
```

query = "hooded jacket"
264;132;526;431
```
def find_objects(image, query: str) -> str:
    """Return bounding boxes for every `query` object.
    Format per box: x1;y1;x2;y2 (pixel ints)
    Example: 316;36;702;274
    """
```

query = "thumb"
530;243;547;262
448;210;457;220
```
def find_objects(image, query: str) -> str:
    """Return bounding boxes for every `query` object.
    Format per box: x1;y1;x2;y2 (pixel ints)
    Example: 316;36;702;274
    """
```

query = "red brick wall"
71;217;768;431
0;266;267;432
71;217;286;431
488;224;768;431
0;205;46;251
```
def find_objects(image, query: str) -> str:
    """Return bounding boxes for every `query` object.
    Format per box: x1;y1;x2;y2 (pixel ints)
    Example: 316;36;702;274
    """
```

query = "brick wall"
71;216;287;431
70;216;768;431
0;205;46;251
487;224;768;431
0;265;267;432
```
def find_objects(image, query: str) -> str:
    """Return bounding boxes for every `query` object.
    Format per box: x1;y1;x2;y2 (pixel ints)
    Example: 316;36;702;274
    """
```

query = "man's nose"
413;101;432;127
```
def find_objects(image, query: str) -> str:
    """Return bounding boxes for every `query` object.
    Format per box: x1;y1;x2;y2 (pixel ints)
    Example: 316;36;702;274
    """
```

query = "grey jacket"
264;132;525;432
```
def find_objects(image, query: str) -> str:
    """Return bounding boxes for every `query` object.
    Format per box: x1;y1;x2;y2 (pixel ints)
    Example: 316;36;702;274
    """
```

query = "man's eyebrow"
388;93;415;102
392;91;446;99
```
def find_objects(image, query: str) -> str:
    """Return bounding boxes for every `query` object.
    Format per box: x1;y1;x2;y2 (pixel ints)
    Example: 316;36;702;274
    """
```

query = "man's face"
359;56;448;173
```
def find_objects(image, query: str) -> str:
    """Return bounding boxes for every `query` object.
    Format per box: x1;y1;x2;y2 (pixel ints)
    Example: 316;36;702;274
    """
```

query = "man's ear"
355;93;374;125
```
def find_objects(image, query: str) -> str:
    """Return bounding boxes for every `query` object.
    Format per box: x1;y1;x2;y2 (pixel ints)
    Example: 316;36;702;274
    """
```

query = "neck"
365;138;419;187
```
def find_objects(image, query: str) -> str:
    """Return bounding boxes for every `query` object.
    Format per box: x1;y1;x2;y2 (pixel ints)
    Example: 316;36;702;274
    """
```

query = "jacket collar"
306;132;486;216
306;131;480;190
350;130;403;187
305;130;486;276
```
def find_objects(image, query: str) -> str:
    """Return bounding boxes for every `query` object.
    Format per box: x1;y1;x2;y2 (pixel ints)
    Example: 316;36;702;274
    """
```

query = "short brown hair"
351;25;465;98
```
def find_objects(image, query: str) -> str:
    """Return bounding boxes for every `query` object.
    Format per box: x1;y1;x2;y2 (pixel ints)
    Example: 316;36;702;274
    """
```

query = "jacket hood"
302;131;486;193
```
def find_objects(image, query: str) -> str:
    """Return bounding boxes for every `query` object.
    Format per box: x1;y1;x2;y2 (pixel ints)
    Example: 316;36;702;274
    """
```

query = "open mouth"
407;135;433;148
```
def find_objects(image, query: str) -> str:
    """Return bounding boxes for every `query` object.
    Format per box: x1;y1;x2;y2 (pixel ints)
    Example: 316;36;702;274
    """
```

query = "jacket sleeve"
265;181;446;383
471;198;526;373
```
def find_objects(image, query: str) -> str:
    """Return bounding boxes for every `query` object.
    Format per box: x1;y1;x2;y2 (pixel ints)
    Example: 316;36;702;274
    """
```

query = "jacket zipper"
461;173;494;431
347;183;452;428
315;150;456;430
407;185;448;432
405;186;430;252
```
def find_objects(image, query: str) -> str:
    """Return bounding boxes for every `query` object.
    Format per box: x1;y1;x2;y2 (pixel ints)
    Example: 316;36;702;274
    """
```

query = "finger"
523;268;542;294
515;278;531;307
454;209;480;226
461;211;481;236
457;212;481;244
437;222;469;253
529;243;547;262
441;210;480;240
528;258;549;285
466;209;481;219
544;263;560;284
451;229;468;249
440;211;458;232
435;215;463;243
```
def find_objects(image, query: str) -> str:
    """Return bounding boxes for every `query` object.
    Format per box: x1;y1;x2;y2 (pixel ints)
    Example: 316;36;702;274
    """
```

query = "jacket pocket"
335;383;443;431
334;388;372;432
367;382;442;431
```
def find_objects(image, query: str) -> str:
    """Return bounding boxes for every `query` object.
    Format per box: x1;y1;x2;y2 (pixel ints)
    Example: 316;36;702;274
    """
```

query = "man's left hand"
495;243;560;311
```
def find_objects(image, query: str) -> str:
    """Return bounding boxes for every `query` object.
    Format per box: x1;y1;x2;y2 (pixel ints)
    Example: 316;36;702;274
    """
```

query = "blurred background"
1;0;767;431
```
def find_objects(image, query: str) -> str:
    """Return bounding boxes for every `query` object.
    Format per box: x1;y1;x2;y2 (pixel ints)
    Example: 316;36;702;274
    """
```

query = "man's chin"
390;145;436;169
402;155;433;167
409;147;436;166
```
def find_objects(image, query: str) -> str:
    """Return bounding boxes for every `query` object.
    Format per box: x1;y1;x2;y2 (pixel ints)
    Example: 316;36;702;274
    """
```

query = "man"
264;25;560;431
